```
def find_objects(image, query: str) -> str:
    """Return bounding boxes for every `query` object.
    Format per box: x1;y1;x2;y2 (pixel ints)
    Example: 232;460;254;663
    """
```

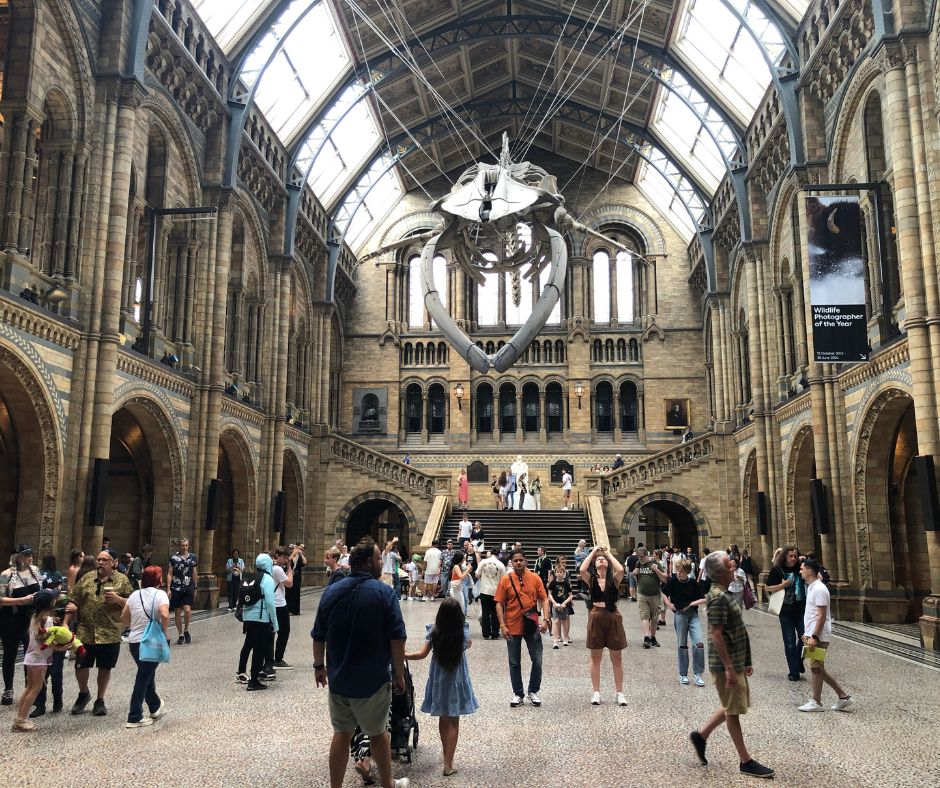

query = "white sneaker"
799;699;825;712
561;506;569;510
563;639;570;646
831;696;855;712
394;780;410;788
679;675;690;685
616;692;627;707
527;691;542;706
693;674;706;687
552;640;560;649
510;694;524;707
591;691;601;705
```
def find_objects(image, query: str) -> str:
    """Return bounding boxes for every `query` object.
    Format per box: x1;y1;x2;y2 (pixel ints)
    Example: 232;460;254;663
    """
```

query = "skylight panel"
634;143;707;243
250;2;350;142
343;159;404;250
190;0;271;53
307;100;382;206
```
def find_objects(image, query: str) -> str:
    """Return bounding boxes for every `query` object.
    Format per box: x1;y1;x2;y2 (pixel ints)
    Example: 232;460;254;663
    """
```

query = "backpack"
235;571;268;621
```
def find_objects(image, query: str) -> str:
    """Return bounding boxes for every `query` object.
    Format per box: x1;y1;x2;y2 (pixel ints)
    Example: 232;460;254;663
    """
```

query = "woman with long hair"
497;470;508;510
225;549;244;611
448;553;471;614
765;545;806;681
579;546;628;706
121;565;170;726
406;597;479;776
547;556;573;648
457;468;469;510
75;554;97;583
662;559;706;686
65;550;84;591
0;545;42;706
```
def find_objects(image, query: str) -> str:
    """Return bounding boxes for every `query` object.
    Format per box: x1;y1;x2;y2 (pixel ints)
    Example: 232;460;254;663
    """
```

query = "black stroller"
389;661;419;763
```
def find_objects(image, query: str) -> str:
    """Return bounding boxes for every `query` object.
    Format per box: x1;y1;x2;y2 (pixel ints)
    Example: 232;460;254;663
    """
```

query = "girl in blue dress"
406;597;479;777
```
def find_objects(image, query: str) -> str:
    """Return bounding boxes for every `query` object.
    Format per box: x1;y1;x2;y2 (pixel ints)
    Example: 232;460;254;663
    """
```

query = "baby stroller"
389;662;419;763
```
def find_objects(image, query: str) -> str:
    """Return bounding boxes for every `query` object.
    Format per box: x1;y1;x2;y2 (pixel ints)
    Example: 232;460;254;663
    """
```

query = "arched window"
427;343;436;365
546;382;564;433
505;271;533;326
499;383;516;433
438;342;447;364
430;254;448;328
408;254;423;329
405;384;422;432
531;341;540;364
629;338;639;362
476;384;494;433
555;341;564;363
427;384;446;434
620;381;638;432
403;343;413;365
604;339;614;362
592;250;611;323
522;383;540;432
616;250;634;322
485;341;495;355
544;340;553;363
616;338;627;362
415;342;424;365
592;339;602;362
477;251;499;326
595;382;613;432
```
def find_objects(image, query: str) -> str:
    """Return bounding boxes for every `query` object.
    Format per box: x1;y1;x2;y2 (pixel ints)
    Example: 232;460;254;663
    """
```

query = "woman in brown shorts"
579;546;628;707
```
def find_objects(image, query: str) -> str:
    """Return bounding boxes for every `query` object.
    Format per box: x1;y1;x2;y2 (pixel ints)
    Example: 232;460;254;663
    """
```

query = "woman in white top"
120;565;170;728
727;558;747;608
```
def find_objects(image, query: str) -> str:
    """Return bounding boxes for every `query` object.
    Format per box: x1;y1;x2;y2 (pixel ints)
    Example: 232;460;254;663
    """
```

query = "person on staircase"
457;468;469;511
457;514;473;549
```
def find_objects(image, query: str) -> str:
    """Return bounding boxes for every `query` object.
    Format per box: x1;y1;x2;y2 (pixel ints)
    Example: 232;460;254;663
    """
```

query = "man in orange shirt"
495;548;550;707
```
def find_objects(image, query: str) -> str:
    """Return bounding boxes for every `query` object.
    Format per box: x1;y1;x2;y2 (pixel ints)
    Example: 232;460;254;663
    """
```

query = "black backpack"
235;570;268;621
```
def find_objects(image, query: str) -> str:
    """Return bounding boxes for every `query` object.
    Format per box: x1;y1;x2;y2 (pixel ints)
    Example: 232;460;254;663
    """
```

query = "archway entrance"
282;451;303;546
623;494;705;555
789;429;818;556
345;499;410;554
106;401;176;563
858;391;929;620
215;430;254;572
0;349;56;556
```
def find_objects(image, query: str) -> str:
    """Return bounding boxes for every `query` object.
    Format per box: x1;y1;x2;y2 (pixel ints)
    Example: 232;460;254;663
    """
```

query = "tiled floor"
1;591;937;787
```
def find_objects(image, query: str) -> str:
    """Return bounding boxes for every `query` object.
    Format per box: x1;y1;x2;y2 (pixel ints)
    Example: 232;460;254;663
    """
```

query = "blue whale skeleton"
363;134;631;372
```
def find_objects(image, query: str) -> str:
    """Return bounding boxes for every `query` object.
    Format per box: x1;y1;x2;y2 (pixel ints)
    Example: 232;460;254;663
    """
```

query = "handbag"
743;583;756;610
767;588;785;616
139;591;170;664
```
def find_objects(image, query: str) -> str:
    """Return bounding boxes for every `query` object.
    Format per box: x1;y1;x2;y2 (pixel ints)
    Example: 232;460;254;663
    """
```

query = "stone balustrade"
599;434;715;499
329;434;438;499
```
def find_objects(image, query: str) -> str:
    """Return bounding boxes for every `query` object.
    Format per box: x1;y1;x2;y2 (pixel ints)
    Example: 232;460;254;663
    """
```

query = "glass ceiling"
190;0;809;249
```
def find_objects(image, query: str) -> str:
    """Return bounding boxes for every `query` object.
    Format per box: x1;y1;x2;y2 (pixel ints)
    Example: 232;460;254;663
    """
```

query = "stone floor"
2;590;937;788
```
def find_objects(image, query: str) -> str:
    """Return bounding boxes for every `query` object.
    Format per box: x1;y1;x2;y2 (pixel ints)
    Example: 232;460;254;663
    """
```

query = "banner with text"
805;195;868;363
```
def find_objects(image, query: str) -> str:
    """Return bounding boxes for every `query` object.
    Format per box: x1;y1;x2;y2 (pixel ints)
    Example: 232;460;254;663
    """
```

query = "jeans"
779;605;805;677
35;650;65;709
392;573;401;599
274;606;291;662
227;579;240;609
507;628;543;696
239;621;272;680
674;609;705;677
441;570;451;596
479;594;498;638
128;642;161;723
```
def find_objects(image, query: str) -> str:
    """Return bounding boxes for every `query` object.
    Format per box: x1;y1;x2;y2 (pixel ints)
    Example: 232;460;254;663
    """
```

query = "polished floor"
1;589;936;787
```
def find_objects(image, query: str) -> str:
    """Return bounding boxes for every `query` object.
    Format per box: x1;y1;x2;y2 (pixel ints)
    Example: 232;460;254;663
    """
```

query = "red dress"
458;473;469;505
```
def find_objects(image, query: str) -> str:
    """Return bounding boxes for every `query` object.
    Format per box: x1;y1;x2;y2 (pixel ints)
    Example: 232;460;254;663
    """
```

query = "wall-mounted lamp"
455;383;464;410
574;383;585;409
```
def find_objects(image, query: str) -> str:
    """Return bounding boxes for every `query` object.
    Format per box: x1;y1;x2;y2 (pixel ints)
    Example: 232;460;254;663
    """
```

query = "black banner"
805;195;869;363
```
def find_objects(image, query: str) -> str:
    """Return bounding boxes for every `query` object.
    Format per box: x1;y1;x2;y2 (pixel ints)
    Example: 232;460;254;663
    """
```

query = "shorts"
328;682;391;737
809;640;830;669
637;593;661;622
586;608;627;650
713;671;749;715
76;641;121;671
628;574;637;589
551;605;570;620
170;588;194;610
424;573;440;585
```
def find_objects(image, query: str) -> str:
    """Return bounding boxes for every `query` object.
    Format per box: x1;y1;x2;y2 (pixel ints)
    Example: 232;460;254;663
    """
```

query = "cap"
32;589;57;610
15;544;32;555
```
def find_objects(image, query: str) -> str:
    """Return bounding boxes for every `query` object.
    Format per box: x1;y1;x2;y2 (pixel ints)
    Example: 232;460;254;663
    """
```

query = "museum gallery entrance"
631;500;700;555
345;499;409;553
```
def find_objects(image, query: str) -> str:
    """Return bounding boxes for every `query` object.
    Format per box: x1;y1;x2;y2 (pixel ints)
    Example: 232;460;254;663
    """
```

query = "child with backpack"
12;589;62;732
235;554;278;690
406;597;478;776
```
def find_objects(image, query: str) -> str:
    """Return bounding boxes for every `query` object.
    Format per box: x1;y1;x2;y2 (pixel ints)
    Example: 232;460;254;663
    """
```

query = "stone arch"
830;55;884;178
137;95;202;206
218;424;258;561
741;449;758;555
110;391;185;564
281;447;305;547
0;341;62;557
336;491;418;549
785;424;816;552
622;492;710;551
576;204;667;257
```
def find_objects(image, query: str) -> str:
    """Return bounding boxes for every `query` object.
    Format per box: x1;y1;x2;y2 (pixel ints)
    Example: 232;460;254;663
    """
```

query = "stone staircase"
440;508;592;564
598;433;719;500
327;432;440;501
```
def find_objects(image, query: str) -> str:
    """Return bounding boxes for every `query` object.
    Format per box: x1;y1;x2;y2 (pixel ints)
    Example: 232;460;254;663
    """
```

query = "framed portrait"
664;398;690;430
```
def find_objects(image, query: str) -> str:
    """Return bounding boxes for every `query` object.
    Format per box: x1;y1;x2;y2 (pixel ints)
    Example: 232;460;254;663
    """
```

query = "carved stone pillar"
614;389;622;443
3;113;30;250
538;389;546;441
515;388;523;441
421;389;429;444
65;152;87;281
18;121;40;255
51;150;75;277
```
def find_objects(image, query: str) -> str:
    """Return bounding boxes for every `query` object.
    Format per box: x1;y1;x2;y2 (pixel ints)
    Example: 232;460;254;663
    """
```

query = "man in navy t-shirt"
312;536;408;788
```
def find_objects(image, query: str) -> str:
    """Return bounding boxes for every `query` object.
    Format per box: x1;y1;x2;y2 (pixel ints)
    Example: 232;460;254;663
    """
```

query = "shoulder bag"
767;588;785;616
139;591;170;663
743;582;756;610
509;573;540;636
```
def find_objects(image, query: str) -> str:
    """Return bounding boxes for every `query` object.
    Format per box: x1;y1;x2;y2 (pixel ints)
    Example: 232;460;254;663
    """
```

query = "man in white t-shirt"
697;548;712;593
797;559;853;713
561;469;572;509
266;546;299;674
422;544;442;601
458;514;473;546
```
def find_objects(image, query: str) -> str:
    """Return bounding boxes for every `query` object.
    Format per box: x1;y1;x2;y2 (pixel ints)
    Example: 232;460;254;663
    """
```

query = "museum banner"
804;195;869;363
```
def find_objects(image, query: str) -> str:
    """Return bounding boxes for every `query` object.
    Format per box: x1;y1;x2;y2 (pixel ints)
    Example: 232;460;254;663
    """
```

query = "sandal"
11;718;37;732
443;767;458;777
353;763;375;786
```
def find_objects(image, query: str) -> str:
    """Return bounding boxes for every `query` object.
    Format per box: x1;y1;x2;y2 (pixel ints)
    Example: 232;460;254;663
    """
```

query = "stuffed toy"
39;625;86;659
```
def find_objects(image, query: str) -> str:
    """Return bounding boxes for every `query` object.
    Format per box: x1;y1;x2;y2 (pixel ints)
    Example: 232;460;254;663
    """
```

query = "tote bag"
767;589;785;616
139;591;171;664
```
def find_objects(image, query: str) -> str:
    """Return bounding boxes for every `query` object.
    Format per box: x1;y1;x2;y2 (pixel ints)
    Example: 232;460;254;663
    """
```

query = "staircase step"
442;509;592;563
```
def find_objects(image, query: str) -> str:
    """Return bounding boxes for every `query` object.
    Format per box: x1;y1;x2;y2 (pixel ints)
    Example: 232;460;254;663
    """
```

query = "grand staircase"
441;508;592;564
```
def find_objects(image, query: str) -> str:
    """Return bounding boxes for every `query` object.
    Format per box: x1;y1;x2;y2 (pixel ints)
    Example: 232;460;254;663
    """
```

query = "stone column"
66;152;87;281
3;113;30;250
515;388;523;441
17;120;39;255
421;388;429;443
497;271;506;328
538;388;547;441
637;388;646;444
609;254;618;324
152;224;171;333
37;153;57;273
613;389;622;442
51;150;75;277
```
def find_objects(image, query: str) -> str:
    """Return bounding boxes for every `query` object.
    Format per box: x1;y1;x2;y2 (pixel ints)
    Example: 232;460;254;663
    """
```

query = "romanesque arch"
336;491;417;551
282;447;305;547
0;341;62;556
622;492;710;552
217;425;258;566
785;424;816;552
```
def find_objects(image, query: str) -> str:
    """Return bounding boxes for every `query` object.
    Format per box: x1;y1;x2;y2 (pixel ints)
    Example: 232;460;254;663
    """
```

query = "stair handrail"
600;433;717;500
327;432;445;501
585;496;610;549
418;494;451;551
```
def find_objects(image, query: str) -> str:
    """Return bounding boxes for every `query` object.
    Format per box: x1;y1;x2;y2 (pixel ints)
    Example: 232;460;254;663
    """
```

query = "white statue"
511;454;528;481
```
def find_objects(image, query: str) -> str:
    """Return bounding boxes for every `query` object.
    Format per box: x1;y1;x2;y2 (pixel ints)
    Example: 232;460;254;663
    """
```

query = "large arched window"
405;384;422;433
592;250;611;323
595;382;613;433
620;381;638;432
408;254;423;329
546;383;564;433
427;384;446;434
476;384;493;433
477;251;499;326
499;383;516;433
522;383;539;432
430;254;448;328
616;250;634;322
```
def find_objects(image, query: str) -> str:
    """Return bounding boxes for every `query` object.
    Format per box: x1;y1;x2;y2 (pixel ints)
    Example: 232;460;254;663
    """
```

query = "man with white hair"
611;454;624;470
689;551;773;779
